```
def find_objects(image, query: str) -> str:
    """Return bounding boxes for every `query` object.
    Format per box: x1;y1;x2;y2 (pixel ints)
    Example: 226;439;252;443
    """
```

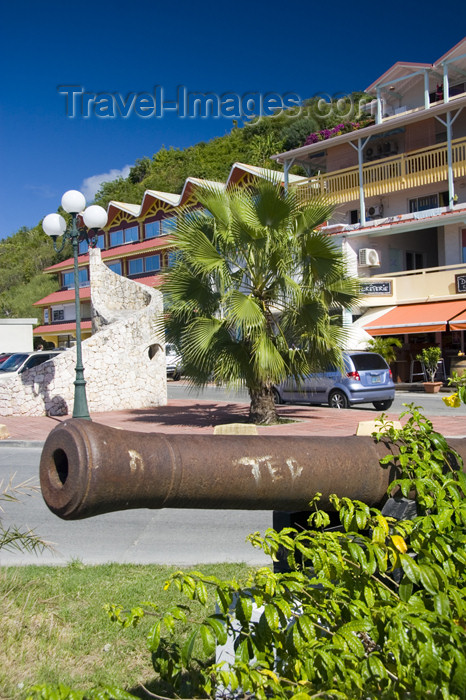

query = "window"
167;251;178;267
110;229;123;247
145;255;160;272
409;194;438;213
128;258;143;275
106;261;122;275
145;221;160;239
53;309;64;322
161;216;177;235
128;255;160;276
62;268;89;288
406;251;424;270
110;226;139;247
78;233;105;254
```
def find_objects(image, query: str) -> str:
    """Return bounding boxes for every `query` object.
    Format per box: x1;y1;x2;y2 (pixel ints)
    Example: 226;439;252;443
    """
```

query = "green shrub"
416;346;442;383
28;406;466;699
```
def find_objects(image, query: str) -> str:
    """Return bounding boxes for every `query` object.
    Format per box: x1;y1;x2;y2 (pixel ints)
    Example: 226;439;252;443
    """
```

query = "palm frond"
223;290;265;336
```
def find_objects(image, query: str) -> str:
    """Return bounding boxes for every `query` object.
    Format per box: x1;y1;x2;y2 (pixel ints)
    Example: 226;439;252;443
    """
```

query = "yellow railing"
293;137;466;204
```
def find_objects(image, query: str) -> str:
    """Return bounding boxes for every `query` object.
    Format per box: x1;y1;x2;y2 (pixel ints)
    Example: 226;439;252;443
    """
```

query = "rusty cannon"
39;418;466;521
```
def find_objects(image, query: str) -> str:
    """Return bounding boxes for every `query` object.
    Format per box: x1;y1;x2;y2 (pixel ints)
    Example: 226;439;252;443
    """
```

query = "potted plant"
417;346;442;393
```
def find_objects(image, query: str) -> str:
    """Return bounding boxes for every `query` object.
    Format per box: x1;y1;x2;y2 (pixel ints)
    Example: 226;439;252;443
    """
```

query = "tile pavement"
1;398;465;443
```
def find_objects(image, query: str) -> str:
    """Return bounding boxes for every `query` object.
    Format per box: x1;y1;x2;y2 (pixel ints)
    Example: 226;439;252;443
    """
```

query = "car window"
0;353;29;372
21;355;51;372
350;354;388;371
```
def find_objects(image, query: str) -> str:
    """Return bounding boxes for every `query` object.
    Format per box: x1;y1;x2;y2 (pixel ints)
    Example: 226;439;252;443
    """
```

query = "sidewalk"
1;397;466;442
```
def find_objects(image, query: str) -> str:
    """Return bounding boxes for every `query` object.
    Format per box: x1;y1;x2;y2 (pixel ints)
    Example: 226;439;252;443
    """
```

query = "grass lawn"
0;561;258;699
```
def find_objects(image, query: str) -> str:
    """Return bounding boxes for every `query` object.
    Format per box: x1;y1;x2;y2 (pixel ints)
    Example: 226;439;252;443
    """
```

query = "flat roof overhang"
272;95;466;166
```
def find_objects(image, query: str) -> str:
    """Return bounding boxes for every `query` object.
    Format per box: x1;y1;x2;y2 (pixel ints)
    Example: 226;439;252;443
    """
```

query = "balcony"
293;137;466;205
359;263;466;307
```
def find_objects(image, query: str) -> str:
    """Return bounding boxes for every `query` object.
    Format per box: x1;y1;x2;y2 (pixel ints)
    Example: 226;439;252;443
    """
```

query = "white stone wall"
0;249;167;416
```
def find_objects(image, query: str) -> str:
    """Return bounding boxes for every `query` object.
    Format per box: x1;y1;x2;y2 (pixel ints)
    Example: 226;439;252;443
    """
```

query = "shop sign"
455;274;466;293
360;280;392;296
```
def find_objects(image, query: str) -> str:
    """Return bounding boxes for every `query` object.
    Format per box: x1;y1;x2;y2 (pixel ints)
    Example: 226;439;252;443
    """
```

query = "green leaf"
199;623;216;656
264;603;280;631
433;592;451;616
367;654;388;679
181;629;198;666
235;638;251;664
205;614;228;645
364;584;375;608
297;614;315;641
195;579;208;605
236;594;253;624
398;577;413;602
147;620;162;652
400;554;420;583
418;565;439;594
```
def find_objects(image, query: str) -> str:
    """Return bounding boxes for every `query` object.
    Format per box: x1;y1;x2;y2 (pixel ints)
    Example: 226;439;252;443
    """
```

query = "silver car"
0;351;62;383
165;344;183;381
273;351;395;410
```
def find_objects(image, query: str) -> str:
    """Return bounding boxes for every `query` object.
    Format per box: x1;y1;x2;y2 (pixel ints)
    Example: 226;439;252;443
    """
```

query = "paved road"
1;384;464;568
0;445;271;568
167;381;466;418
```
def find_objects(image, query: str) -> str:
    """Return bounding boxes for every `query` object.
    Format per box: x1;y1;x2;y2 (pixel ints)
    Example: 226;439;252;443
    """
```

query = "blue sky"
0;0;464;239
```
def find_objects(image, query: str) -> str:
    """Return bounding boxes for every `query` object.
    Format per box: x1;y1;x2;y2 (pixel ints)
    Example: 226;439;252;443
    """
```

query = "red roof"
45;236;175;272
33;321;92;335
34;275;163;307
34;287;91;306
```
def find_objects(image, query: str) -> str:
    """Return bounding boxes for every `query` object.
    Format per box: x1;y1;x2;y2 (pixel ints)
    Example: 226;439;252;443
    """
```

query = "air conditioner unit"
359;248;380;267
366;205;383;219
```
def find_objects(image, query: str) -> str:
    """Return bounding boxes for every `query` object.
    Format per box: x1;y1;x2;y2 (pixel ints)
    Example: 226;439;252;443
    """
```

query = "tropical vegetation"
417;346;442;383
27;406;466;699
365;336;402;366
161;181;360;424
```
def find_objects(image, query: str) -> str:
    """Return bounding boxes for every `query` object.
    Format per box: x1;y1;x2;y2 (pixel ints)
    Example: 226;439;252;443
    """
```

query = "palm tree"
161;181;360;424
365;336;402;366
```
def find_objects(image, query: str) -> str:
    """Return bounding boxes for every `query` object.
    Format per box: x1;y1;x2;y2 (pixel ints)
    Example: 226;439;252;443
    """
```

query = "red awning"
449;309;466;330
363;300;466;336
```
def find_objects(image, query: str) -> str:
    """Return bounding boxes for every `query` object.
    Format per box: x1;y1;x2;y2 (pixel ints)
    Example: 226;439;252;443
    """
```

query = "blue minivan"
273;351;395;410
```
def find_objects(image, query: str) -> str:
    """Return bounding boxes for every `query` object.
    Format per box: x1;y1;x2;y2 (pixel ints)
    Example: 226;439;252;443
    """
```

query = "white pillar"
443;63;450;104
424;69;430;110
376;88;382;124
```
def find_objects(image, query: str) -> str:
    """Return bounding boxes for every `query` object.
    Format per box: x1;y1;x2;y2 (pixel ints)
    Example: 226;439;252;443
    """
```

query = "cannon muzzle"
39;418;466;520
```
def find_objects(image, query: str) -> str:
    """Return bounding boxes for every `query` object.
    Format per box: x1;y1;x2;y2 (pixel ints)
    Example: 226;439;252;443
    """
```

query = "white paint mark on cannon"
128;449;144;474
236;456;276;483
286;459;303;481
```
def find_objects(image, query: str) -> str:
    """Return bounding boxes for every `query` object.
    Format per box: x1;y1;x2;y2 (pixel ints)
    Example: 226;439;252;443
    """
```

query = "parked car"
273;351;395;410
0;353;12;367
165;344;183;381
0;350;62;383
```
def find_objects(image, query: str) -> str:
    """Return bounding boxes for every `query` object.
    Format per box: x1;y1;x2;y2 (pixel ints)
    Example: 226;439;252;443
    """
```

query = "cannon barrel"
39;418;466;520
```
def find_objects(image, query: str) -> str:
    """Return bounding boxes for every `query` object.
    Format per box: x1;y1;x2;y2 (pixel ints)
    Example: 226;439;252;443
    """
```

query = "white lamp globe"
61;190;86;214
42;213;67;237
83;205;108;229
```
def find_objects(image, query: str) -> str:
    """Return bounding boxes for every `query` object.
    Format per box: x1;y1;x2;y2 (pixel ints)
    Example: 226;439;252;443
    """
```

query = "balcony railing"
293;137;466;204
359;263;466;306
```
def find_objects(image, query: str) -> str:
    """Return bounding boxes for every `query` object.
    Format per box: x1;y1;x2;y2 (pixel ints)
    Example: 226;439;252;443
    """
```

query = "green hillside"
0;93;368;320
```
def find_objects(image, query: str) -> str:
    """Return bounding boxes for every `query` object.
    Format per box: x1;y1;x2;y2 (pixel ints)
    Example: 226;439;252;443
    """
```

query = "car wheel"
172;371;181;381
328;390;349;409
272;388;283;405
373;399;393;410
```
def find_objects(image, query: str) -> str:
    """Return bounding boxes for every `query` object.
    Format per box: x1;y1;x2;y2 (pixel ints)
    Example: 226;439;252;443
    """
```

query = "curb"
0;440;45;448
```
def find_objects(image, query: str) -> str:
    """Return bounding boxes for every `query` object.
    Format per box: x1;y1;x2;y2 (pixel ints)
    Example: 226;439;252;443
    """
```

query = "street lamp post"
42;190;108;420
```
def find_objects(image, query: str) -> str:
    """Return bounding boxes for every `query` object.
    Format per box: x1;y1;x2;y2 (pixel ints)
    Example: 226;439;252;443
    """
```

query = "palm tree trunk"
248;384;278;425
